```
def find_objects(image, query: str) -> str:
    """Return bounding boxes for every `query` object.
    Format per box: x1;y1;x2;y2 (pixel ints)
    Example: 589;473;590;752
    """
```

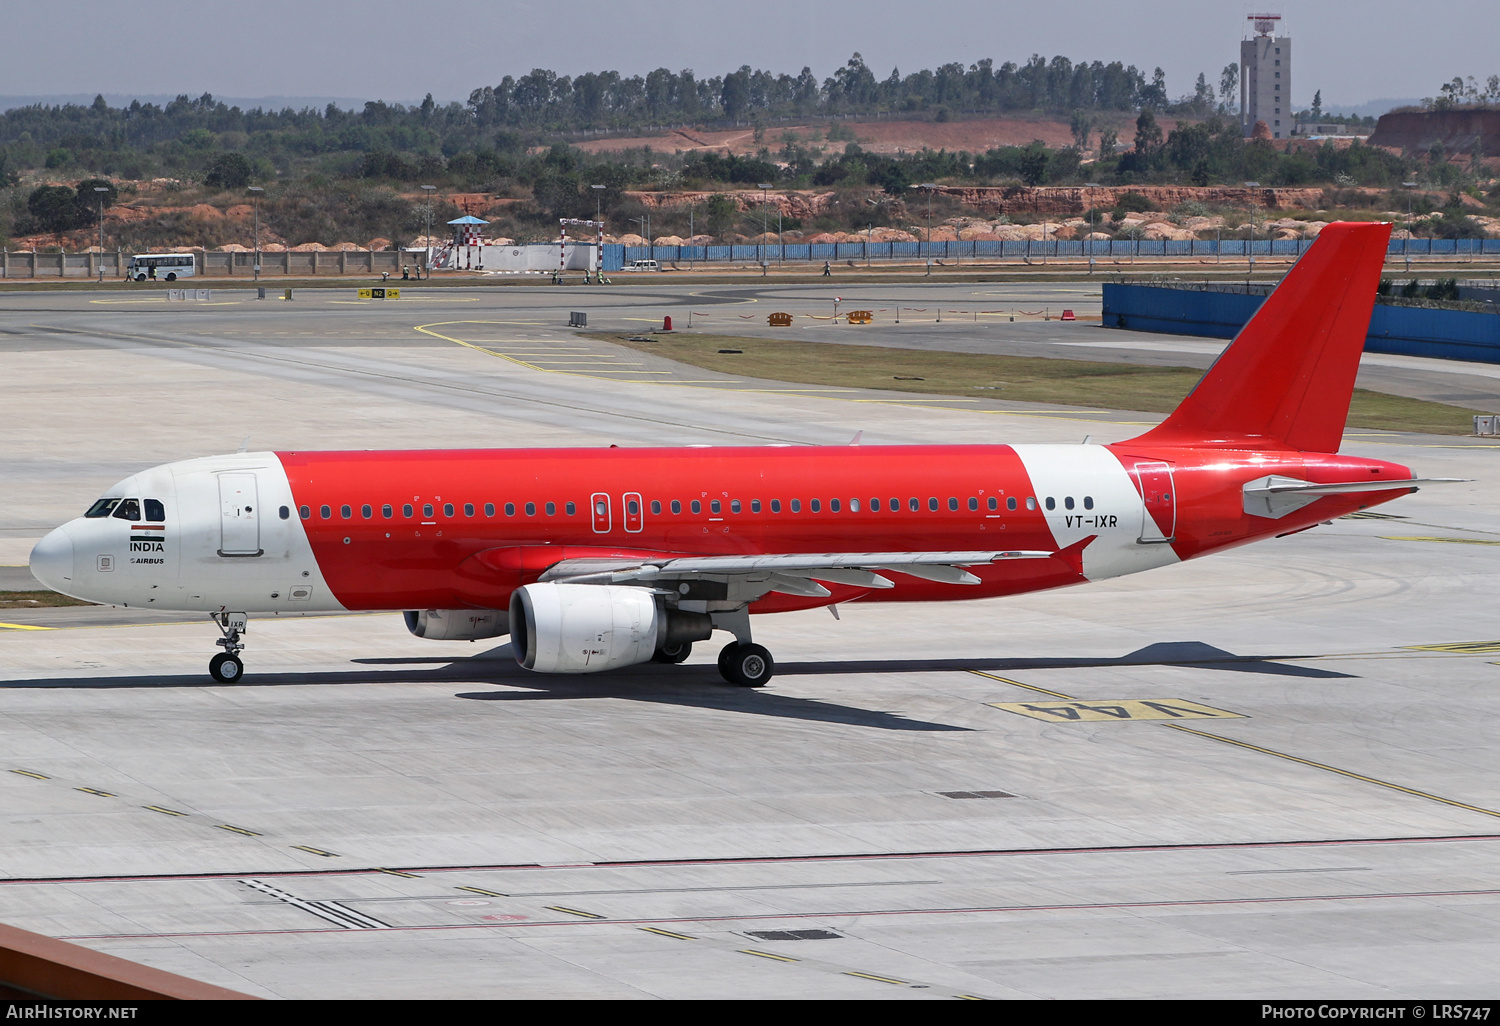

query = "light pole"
591;185;606;278
1084;182;1101;273
420;185;436;278
1243;181;1260;275
916;183;937;274
94;186;108;282
247;186;264;281
758;183;772;273
1402;180;1418;273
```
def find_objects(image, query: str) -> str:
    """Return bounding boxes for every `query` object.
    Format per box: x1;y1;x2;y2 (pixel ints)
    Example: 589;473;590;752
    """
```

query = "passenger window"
627;499;639;515
969;497;979;511
382;504;393;518
464;503;474;517
870;498;881;511
790;499;801;512
320;505;332;519
928;497;938;512
144;499;165;521
1045;497;1056;511
988;497;998;511
85;498;120;518
830;499;840;512
504;503;515;516
525;502;536;516
565;501;576;516
341;505;352;519
909;497;919;511
691;500;701;514
279;506;290;520
423;503;434;518
730;499;741;513
1064;497;1074;510
113;498;142;521
1006;497;1017;511
710;500;721;513
770;499;781;513
403;504;414;517
361;504;372;519
810;499;821;512
948;497;958;511
484;503;495;517
443;503;454;517
671;500;682;514
300;505;311;519
1026;497;1037;511
750;499;761;513
545;502;556;516
1084;496;1094;510
651;500;662;514
849;499;860;512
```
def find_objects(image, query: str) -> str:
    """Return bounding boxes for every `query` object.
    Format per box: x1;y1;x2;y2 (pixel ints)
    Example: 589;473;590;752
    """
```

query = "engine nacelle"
404;608;509;641
510;583;710;673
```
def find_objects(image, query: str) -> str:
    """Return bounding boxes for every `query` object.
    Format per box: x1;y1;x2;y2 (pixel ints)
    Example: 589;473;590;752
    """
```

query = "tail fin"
1126;220;1391;452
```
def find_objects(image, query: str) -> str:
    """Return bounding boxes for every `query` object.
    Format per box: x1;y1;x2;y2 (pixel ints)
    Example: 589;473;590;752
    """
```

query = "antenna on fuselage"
236;435;250;453
848;431;863;446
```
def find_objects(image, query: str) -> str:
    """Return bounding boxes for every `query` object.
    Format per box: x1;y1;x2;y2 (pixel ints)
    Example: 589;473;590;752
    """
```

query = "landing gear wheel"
718;642;774;688
653;641;693;664
209;652;244;683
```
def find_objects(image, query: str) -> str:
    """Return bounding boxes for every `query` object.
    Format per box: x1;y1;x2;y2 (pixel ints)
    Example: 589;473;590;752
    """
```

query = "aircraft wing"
538;549;1058;596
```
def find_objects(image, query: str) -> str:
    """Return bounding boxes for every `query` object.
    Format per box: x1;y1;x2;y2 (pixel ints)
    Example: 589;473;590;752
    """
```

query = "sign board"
768;312;793;326
357;288;400;300
846;310;874;324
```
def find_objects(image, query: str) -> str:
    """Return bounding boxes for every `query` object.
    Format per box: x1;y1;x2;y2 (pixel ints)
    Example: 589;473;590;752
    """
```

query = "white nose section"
29;527;75;590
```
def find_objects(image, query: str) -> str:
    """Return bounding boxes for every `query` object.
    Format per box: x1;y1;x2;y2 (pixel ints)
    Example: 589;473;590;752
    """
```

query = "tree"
1017;143;1049;185
1311;90;1323;120
705;193;737;236
28;185;84;234
1069;109;1094;151
1219;63;1239;113
1098;128;1118;158
1133;109;1163;156
74;178;118;222
204;152;254;189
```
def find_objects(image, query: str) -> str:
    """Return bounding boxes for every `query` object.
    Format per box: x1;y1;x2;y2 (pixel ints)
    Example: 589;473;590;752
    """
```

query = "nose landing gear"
210;611;247;683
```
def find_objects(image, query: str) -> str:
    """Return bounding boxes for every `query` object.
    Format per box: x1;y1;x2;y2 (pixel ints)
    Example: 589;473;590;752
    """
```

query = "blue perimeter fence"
1102;282;1500;364
602;238;1500;272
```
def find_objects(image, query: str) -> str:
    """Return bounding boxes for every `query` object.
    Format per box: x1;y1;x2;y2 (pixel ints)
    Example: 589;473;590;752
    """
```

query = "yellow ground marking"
377;868;421;878
1163;723;1500;819
328;298;478;304
989;699;1244;722
0;622;55;631
740;949;799;962
291;846;339;857
455;887;505;897
968;670;1075;700
142;805;186;816
10;770;49;780
844;971;907;984
216;824;262;836
1403;641;1500;654
1380;536;1500;546
545;905;605;919
640;927;697;940
75;787;116;797
87;299;241;306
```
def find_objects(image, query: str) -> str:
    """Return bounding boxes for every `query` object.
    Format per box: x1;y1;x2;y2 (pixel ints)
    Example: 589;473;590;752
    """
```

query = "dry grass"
591;331;1484;435
0;591;92;609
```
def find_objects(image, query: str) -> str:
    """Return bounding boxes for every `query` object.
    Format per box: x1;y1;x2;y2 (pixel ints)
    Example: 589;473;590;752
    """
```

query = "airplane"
29;221;1453;687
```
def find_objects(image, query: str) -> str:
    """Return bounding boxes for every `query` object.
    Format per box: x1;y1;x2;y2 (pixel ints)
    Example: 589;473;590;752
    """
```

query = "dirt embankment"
1368;108;1500;155
626;185;1323;218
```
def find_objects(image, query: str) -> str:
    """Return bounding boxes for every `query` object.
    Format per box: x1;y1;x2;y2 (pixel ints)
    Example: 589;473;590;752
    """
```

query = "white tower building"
1241;13;1290;139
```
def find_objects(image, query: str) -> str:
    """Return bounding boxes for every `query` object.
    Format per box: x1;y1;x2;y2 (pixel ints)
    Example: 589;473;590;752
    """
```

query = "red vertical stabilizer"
1125;220;1392;453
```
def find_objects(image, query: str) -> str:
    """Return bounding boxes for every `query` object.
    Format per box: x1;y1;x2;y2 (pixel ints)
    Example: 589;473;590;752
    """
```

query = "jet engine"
403;608;509;641
509;583;713;673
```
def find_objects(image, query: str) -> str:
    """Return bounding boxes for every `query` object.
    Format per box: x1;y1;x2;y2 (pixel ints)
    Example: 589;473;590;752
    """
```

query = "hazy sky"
0;0;1488;111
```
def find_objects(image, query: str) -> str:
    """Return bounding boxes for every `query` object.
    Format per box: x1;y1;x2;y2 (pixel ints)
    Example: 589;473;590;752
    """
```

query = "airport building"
1241;13;1291;138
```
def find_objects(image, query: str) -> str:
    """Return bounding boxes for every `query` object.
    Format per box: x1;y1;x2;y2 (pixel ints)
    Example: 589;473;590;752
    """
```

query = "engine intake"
510;583;712;673
404;608;509;641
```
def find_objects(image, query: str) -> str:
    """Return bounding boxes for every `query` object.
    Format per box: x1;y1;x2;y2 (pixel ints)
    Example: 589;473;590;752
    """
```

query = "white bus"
127;253;196;282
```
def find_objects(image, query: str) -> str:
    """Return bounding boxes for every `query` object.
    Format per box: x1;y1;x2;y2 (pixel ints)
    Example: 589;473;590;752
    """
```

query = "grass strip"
0;591;94;609
591;332;1483;436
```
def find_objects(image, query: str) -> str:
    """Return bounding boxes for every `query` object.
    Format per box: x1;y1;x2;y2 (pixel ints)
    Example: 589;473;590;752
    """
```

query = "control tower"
1241;13;1290;139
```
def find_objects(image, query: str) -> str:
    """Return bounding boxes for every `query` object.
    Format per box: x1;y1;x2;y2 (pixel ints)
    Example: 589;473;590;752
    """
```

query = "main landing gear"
718;641;775;688
210;611;247;683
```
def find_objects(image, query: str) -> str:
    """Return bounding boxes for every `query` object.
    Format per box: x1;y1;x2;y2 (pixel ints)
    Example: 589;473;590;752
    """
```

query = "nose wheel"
210;611;248;683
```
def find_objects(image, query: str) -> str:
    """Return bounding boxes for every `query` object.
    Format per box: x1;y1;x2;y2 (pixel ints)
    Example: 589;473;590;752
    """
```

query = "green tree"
1017;144;1049;185
705;193;737;236
204;152;254;189
73;178;118;223
27;184;84;234
1219;63;1238;114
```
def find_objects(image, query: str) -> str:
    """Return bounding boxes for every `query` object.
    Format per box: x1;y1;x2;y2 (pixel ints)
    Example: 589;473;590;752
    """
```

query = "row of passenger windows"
295;494;1097;521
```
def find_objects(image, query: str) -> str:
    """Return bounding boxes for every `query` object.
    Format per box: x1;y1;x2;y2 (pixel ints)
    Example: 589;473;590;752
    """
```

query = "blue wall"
1102;283;1500;364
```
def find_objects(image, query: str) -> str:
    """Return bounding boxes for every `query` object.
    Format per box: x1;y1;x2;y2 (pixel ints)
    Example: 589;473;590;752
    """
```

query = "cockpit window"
143;499;165;522
112;498;142;522
85;498;120;518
